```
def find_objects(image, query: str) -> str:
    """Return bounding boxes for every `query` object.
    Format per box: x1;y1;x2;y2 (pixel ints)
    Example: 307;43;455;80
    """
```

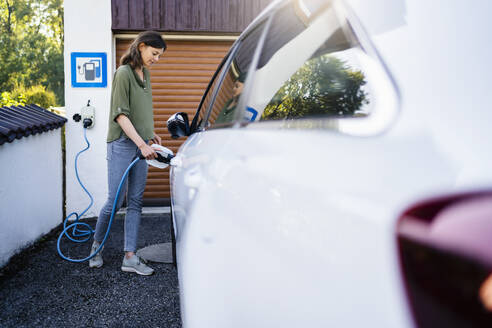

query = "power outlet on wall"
81;103;95;129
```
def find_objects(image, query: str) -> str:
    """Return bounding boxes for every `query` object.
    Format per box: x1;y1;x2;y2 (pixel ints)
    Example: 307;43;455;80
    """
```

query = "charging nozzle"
138;151;173;162
137;144;174;169
157;152;174;163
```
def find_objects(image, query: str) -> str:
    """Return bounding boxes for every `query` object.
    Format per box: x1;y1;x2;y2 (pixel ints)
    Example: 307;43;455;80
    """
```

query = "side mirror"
167;112;190;139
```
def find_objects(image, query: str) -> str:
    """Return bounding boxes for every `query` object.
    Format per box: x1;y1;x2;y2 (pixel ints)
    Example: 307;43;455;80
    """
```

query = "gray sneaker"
121;255;154;276
89;241;103;268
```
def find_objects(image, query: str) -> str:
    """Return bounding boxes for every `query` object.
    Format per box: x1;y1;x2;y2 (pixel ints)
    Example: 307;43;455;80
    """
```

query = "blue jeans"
94;136;148;252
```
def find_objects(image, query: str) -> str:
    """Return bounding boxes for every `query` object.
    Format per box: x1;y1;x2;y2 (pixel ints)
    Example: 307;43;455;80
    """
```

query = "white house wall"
0;131;63;267
64;0;113;219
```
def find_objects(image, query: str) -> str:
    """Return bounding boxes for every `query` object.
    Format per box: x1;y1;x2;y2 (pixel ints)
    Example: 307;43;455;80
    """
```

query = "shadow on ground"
0;214;181;328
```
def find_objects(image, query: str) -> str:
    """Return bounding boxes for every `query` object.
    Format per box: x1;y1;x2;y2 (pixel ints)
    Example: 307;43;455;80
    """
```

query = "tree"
0;0;64;106
262;55;369;120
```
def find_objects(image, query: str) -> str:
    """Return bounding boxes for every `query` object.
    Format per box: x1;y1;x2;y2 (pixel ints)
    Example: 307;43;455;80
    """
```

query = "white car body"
169;0;492;327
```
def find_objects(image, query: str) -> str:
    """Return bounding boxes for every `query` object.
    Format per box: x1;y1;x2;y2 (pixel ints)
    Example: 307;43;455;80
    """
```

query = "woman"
89;31;166;275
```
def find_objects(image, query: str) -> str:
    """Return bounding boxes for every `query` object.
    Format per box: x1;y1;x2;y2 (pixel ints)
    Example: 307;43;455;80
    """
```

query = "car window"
201;20;268;129
194;53;231;131
244;0;399;136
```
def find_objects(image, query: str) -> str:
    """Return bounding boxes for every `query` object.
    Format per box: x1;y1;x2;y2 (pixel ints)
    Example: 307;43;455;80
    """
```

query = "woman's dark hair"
120;31;167;69
237;71;247;83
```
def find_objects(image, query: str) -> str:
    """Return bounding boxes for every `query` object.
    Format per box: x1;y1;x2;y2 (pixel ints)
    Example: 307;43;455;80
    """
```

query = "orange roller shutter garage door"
116;37;232;203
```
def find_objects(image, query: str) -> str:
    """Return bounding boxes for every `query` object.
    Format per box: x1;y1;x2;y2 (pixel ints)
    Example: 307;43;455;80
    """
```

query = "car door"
169;18;269;267
169;47;235;255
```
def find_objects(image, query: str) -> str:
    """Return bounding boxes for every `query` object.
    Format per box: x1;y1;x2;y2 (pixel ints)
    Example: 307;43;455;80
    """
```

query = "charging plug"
81;100;95;129
83;118;93;129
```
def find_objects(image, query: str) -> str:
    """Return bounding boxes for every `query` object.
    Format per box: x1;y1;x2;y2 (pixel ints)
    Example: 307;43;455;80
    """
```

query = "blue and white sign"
71;52;107;88
245;107;259;121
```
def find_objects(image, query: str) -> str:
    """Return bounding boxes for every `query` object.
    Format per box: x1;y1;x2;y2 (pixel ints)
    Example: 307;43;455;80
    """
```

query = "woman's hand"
138;143;157;160
151;134;162;145
115;115;158;160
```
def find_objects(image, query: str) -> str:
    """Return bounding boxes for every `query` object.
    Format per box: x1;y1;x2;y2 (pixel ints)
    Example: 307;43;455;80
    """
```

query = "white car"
166;0;492;327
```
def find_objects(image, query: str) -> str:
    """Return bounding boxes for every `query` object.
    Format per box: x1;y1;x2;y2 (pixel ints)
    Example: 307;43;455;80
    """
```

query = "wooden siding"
112;0;272;33
116;38;233;200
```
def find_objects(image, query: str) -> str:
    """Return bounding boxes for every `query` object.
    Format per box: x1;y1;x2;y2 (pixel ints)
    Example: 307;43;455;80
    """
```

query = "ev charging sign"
71;52;107;88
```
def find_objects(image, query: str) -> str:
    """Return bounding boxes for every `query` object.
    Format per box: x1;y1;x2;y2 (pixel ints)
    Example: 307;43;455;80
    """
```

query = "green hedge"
0;85;57;108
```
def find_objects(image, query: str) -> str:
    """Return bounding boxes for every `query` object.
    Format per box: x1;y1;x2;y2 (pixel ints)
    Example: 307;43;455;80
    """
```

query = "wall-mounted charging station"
81;103;95;129
73;100;95;129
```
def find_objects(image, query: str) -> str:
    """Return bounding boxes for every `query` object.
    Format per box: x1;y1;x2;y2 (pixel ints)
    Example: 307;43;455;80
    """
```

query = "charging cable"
57;127;97;262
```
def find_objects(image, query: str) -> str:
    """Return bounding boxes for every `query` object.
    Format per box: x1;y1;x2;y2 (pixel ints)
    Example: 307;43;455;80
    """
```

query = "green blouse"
215;99;237;124
107;65;154;142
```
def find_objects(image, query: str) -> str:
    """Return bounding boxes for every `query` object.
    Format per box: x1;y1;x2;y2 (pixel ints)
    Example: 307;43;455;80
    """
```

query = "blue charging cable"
56;127;140;263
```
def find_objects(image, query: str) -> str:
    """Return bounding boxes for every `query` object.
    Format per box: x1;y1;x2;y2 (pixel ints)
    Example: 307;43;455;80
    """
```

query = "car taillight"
397;191;492;327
